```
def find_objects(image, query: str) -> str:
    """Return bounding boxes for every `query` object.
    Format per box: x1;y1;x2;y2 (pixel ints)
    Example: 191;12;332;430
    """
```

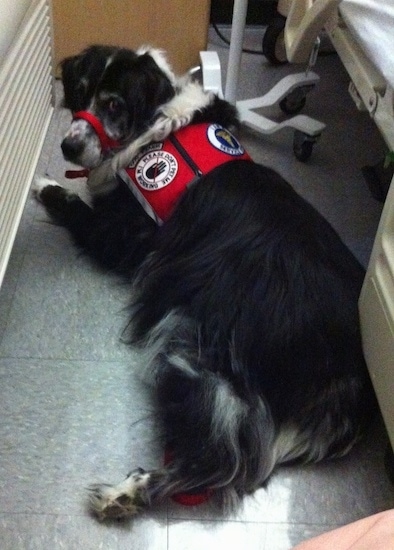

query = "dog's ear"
137;53;176;109
60;45;119;112
60;54;85;112
136;46;176;86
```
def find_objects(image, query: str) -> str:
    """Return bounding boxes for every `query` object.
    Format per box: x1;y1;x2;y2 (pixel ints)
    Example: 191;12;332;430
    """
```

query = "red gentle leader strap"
73;111;121;153
65;168;90;179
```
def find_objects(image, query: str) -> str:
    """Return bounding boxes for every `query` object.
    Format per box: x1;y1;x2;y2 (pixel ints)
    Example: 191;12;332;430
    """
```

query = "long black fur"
126;161;373;496
36;45;376;517
41;45;239;273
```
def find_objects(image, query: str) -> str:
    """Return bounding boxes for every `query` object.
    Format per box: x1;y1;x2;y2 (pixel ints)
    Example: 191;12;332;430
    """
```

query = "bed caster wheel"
293;130;318;162
262;15;288;66
279;85;315;115
279;95;306;115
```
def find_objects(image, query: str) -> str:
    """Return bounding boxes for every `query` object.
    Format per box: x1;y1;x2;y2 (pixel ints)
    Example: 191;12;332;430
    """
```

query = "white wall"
0;0;32;59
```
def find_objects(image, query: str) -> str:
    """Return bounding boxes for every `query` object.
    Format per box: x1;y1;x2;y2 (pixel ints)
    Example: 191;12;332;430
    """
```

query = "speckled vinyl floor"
0;27;393;549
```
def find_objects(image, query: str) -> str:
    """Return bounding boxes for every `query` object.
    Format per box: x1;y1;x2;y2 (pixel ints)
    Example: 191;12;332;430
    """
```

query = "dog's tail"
138;316;277;508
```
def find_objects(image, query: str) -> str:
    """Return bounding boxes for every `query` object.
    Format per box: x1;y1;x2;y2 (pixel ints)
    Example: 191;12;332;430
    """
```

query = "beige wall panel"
52;0;211;74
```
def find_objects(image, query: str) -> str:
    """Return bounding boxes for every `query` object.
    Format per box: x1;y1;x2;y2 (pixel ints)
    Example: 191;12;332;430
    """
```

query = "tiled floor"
1;27;393;549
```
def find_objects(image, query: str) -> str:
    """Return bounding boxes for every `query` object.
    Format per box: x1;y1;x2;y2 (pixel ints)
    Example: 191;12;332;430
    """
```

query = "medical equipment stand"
200;0;339;160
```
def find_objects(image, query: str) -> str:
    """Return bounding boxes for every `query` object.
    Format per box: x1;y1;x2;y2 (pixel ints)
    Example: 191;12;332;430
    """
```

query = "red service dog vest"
117;123;251;224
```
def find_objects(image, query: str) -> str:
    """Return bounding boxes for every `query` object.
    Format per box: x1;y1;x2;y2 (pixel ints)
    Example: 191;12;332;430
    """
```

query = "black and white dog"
35;45;375;519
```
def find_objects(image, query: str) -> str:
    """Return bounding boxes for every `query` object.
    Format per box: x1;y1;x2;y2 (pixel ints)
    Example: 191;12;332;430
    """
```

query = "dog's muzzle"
72;111;121;154
64;111;121;179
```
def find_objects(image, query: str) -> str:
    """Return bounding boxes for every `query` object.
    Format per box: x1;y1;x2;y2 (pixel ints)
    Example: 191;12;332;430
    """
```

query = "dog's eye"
108;99;121;114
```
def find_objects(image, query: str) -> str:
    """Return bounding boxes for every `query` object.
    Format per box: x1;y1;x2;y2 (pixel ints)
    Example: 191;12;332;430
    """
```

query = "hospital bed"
201;0;394;458
277;0;394;460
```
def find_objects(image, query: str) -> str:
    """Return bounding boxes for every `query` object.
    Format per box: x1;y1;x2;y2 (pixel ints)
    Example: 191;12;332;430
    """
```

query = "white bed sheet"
339;0;394;89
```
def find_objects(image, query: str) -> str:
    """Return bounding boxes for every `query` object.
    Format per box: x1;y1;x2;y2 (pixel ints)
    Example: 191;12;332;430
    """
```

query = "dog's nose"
61;137;84;162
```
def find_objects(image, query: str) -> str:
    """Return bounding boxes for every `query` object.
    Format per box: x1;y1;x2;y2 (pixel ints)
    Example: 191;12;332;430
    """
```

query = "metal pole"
224;0;248;104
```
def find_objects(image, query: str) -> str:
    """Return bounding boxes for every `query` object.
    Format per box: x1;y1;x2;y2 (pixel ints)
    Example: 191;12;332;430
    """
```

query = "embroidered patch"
135;150;178;191
207;124;245;156
129;142;163;168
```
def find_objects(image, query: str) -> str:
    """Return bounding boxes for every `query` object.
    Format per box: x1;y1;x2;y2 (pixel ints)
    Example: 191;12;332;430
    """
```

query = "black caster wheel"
293;130;318;162
262;15;288;66
279;85;315;115
279;95;306;115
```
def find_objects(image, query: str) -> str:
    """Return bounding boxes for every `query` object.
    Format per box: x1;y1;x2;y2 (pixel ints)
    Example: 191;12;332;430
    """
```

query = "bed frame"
269;0;394;456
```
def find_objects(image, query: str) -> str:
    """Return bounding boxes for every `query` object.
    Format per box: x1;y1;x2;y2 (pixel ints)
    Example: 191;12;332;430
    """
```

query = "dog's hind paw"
87;468;150;520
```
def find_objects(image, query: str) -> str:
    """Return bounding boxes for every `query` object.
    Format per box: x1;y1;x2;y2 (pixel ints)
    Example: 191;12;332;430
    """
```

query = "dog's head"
60;45;177;168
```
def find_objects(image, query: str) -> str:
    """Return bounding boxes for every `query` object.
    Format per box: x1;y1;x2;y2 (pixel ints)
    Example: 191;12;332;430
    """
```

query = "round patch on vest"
207;124;245;156
135;150;178;190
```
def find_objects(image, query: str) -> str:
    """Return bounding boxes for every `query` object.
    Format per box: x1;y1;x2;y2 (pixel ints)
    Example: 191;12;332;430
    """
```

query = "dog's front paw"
87;468;150;520
33;176;62;202
33;176;81;223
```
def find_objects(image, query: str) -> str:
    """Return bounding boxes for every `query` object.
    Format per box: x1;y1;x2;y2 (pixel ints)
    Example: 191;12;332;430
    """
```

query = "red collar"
65;111;121;179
